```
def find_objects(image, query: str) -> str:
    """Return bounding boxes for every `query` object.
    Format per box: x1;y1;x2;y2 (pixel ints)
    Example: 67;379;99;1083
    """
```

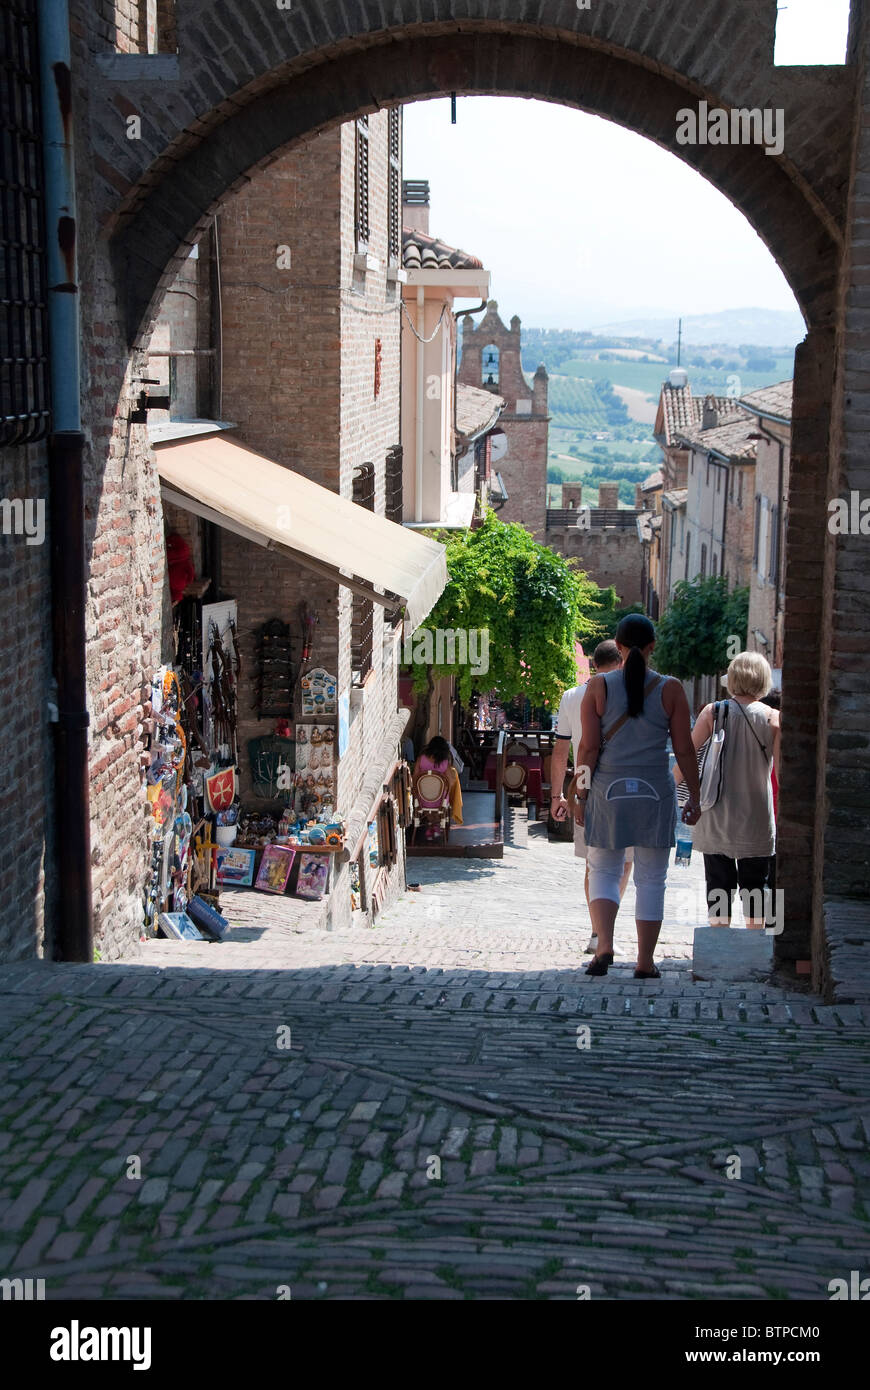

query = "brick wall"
209;112;406;931
548;525;643;606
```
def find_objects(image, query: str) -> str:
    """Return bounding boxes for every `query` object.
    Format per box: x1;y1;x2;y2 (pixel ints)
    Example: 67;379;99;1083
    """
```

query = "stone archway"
93;2;861;987
105;25;847;345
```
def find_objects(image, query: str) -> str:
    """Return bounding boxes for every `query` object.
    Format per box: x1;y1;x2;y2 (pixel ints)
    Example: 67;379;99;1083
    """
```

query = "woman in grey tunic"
569;615;701;978
675;651;780;928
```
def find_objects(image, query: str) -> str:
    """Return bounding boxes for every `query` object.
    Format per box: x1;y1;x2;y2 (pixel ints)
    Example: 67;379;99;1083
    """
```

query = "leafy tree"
547;465;565;484
653;576;749;681
411;511;607;706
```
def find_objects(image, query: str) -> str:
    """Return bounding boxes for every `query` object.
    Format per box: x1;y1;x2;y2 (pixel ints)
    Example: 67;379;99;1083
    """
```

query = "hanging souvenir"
206;766;237;813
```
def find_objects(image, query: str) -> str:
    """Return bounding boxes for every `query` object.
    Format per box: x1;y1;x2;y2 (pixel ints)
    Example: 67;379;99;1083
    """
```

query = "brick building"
2;0;870;991
739;382;794;683
546;482;645;606
457;302;549;537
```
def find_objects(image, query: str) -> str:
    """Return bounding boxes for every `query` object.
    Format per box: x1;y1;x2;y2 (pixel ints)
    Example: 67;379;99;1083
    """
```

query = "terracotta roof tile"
738;380;793;422
456;382;504;438
677;415;759;460
402;228;483;270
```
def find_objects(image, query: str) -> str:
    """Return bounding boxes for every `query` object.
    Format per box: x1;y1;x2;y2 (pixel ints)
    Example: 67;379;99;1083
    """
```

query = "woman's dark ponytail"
615;614;656;718
623;646;646;717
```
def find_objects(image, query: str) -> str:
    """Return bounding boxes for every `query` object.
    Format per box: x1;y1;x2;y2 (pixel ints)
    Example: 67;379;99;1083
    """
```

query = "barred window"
1;0;51;446
769;505;779;584
388;108;401;266
385;444;403;525
355;115;370;251
351;463;375;681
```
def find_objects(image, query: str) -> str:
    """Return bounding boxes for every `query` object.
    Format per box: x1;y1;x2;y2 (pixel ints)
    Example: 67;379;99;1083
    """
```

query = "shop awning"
155;431;448;631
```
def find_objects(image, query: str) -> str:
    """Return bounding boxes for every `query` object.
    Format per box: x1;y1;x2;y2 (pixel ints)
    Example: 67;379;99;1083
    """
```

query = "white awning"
155;431;447;632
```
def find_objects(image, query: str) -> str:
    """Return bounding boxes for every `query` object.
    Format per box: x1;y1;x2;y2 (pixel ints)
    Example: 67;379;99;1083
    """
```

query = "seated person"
414;736;463;824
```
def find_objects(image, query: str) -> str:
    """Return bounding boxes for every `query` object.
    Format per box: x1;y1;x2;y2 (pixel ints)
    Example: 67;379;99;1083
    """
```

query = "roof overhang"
404;268;491;299
155;431;448;632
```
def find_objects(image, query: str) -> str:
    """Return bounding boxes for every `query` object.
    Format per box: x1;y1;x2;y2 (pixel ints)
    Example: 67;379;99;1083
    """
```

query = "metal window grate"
1;0;51;446
385;443;403;525
355;116;370;250
388;108;400;266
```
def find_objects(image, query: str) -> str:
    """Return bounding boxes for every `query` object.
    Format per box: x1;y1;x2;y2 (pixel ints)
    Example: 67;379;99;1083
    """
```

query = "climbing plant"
409;510;614;707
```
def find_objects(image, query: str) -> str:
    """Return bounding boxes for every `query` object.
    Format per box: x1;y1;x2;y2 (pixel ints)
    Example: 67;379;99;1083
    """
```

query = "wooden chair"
411;771;451;844
503;761;528;805
505;740;533;758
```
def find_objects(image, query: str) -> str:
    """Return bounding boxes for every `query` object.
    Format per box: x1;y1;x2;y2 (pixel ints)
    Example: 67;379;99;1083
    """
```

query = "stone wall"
549;526;644;607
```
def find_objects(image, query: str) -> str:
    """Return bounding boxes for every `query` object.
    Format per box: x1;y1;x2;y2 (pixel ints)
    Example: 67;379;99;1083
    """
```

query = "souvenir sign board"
158;912;205;941
255;844;296;894
300;667;337;717
215;846;257;887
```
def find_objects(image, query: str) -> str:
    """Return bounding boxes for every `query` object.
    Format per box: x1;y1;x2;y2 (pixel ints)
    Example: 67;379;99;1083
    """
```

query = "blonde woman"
675;652;781;928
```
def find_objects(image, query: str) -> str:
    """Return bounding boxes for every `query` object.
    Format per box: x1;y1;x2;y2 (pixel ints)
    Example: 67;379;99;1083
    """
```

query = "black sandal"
585;952;614;977
634;966;661;979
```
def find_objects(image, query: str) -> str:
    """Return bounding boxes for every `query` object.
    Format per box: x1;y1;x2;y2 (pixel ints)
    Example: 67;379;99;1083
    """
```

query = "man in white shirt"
551;640;633;951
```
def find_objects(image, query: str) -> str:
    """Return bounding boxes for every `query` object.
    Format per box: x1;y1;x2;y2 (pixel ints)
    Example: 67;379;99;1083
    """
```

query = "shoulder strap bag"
731;697;772;758
698;700;729;813
601;675;664;746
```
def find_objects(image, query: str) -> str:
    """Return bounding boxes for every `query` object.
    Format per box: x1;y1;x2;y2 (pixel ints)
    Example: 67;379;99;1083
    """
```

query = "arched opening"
93;15;851;983
108;30;841;348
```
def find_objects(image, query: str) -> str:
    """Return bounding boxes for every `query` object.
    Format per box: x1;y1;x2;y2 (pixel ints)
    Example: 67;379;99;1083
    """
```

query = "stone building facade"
546;482;644;606
457;302;549;538
3;0;870;993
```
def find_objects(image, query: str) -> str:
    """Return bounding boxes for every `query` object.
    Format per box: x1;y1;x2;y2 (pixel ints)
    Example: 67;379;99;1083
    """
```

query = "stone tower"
458;301;549;537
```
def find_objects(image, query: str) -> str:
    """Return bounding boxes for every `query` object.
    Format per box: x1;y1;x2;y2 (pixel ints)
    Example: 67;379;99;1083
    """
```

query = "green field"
554;354;795;417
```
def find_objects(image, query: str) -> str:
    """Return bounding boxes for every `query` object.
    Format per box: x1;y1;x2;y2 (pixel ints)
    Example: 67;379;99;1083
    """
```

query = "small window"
700;542;707;579
685;533;691;579
775;0;848;66
717;468;722;494
769;505;779;584
738;471;743;508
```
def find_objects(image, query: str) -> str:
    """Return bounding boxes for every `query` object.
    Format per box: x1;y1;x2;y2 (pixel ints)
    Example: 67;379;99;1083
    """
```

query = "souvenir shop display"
255;844;296;894
144;666;193;935
294;722;336;815
296;853;329;901
300;667;337;717
300;603;318;663
255;618;294;718
187;896;230;940
215;846;257;887
158;911;205;941
349;860;362;912
367;819;380;869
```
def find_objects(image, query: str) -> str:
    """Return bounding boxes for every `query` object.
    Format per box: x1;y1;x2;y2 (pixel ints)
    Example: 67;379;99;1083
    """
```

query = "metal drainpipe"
415;286;425;522
38;0;92;962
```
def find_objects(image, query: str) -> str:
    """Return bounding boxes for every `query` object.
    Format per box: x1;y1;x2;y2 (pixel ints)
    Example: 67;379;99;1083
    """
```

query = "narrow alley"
1;817;867;1301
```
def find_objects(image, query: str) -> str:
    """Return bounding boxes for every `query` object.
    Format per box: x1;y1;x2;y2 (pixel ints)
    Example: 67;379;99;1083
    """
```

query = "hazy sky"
402;0;852;329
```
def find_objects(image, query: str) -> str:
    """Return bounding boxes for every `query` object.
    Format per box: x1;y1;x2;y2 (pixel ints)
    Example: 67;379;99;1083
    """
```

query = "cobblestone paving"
1;819;868;1300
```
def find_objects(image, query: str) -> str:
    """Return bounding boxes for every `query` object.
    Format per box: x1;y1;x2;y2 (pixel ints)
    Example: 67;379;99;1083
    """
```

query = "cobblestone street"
1;818;868;1301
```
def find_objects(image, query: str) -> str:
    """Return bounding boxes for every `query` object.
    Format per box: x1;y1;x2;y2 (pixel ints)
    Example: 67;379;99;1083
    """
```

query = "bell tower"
458;301;549;537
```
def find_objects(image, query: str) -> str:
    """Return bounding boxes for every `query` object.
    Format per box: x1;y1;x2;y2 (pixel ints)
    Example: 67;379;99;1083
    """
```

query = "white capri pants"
587;845;671;920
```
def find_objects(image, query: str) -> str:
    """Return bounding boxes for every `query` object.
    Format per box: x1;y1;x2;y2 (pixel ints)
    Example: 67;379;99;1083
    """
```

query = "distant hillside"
586;307;806;351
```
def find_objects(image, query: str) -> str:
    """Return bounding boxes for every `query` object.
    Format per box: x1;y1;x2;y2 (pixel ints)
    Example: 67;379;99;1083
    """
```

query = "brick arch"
108;25;847;345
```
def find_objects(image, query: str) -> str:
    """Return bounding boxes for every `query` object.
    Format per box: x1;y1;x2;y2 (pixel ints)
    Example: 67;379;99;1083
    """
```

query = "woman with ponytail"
567;615;702;978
